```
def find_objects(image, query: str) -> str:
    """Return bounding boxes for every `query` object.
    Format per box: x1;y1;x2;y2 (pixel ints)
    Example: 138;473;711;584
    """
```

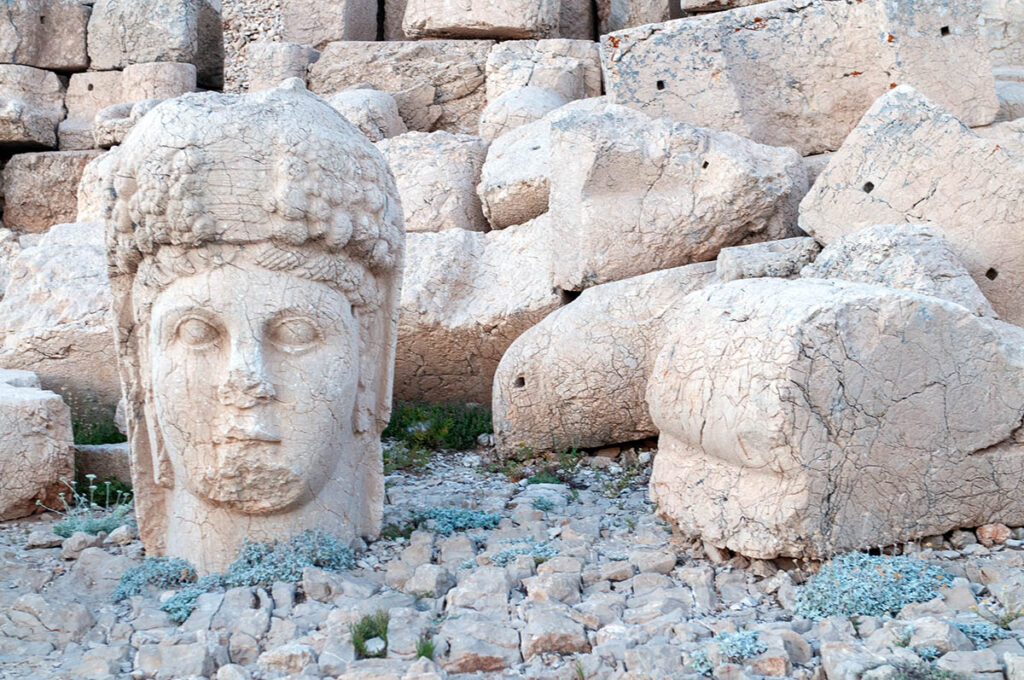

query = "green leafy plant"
412;507;501;536
527;471;560;485
531;497;555;512
793;552;954;619
891;662;967;680
490;537;558;566
384;402;492;451
114;557;198;601
954;621;1012;648
72;418;127;445
415;634;436;660
351;610;390;659
38;476;134;538
380;521;416;540
383;441;434;474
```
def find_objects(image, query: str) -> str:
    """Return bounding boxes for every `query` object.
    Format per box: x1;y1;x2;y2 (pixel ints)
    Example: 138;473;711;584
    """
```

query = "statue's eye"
177;317;219;347
268;317;319;349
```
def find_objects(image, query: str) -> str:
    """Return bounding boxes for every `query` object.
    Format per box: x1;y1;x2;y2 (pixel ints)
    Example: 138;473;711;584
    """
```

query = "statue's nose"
218;340;275;408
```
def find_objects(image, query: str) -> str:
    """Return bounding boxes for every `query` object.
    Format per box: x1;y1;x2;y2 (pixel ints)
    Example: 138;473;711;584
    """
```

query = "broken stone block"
981;0;1024;68
2;151;103;233
597;0;670;34
385;0;409;39
404;0;559;39
0;229;21;297
649;276;1024;559
378;131;489;233
520;607;590;658
997;79;1024;122
799;86;1024;325
549;104;806;291
87;0;223;89
0;0;89;71
559;0;594;39
281;0;376;48
439;612;521;673
477;117;550;230
479;86;566;141
716;237;821;282
602;0;999;155
93;100;160;149
679;0;767;9
75;442;131;485
121;61;198;101
493;262;716;458
800;224;998;318
0;372;74;520
0;65;64;148
485;39;602;104
241;42;320;92
396;215;563;404
326;89;406;142
58;72;125;151
0;221;120;431
308;40;494;134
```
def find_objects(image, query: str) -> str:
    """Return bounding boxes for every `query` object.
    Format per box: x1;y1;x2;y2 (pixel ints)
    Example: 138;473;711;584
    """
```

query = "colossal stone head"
104;80;404;572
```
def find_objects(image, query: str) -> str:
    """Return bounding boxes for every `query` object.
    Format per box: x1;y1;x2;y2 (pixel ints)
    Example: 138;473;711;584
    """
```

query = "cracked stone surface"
799;85;1024;326
649;277;1024;559
237;41;319;94
0;64;64;149
493;262;717;458
326;89;407;143
308;40;494;135
87;0;223;89
396;215;563;404
1;151;103;233
596;0;670;34
478;86;566;142
0;369;73;520
800;224;998;319
601;0;999;155
403;0;559;39
100;81;404;573
0;0;89;71
982;0;1024;67
0;221;120;430
548;103;806;292
377;131;489;233
279;0;375;48
485;39;602;105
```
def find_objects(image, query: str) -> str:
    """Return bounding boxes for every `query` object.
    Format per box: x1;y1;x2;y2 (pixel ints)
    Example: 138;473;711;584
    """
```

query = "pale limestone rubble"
396;215;563;404
0;369;73;520
549;104;806;291
308;40;494;134
94;100;161;149
981;0;1024;67
597;0;670;34
799;86;1024;325
403;0;559;39
650;277;1024;559
601;0;999;155
378;131;489;233
493;262;717;458
102;81;404;572
0;0;89;71
485;39;602;104
241;42;320;92
2;151;103;233
0;229;20;297
715;237;821;282
326;89;407;143
0;222;119;432
280;0;376;48
478;87;566;142
0;65;64;148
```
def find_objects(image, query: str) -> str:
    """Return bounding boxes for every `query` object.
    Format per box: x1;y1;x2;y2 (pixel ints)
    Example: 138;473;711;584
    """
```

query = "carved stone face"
149;264;359;514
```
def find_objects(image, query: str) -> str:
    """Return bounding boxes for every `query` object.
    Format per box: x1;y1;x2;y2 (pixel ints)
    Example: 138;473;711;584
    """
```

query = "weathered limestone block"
477;118;550;229
0;222;119;431
76;152;116;222
716;237;820;282
479;87;566;141
87;0;223;89
602;0;999;155
679;0;767;10
559;0;594;39
281;0;376;48
493;262;716;457
102;81;404;573
982;0;1024;67
0;0;89;71
121;61;198;101
649;277;1024;558
2;151;103;233
378;131;488;233
799;86;1024;325
0;371;74;520
0;65;64;148
308;40;494;134
485;39;601;104
241;42;320;92
385;0;409;39
549;104;806;291
974;116;1024;157
0;229;20;297
93;100;161;149
997;79;1024;122
75;442;131;484
403;0;559;39
58;72;125;151
597;0;670;33
801;224;998;318
326;89;406;143
397;215;562;404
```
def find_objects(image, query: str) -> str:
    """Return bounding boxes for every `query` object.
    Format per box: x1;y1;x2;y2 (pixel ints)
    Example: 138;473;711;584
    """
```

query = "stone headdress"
101;80;404;553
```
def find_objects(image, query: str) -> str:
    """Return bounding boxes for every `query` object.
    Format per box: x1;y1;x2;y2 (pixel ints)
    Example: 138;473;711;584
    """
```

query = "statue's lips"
211;423;282;445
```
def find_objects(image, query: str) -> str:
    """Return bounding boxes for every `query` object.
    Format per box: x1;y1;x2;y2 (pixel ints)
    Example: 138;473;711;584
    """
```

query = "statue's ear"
353;268;401;437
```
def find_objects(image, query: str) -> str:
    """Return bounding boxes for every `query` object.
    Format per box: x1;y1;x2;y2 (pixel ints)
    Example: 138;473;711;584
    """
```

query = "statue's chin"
185;444;310;514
